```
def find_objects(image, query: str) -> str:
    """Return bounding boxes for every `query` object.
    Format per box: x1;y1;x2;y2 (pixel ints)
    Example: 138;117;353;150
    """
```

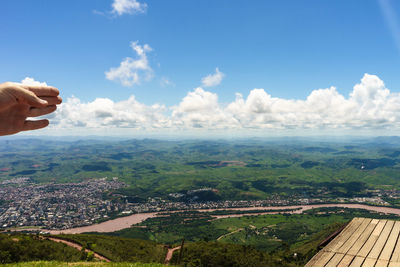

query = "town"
0;177;125;229
0;177;395;230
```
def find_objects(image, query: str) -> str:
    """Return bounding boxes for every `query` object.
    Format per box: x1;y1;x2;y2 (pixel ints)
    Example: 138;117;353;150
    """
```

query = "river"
40;203;400;234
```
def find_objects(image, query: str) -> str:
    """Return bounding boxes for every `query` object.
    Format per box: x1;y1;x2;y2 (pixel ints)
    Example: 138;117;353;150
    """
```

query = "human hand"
0;82;62;136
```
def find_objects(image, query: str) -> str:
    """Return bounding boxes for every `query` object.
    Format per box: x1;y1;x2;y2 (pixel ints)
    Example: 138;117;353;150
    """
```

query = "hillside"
0;219;344;267
4;263;168;267
170;222;347;267
1;214;382;266
0;233;91;263
3;139;400;203
3;139;400;266
109;207;398;250
54;234;167;263
0;233;167;265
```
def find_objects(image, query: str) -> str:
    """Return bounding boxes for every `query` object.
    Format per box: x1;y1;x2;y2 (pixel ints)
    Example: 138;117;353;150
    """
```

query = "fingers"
4;82;61;107
22;119;49;132
21;84;59;97
28;105;57;117
13;86;48;107
39;96;62;105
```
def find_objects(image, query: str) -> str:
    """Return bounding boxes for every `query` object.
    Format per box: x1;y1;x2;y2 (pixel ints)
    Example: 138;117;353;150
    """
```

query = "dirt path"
46;236;111;262
217;228;244;241
164;246;181;264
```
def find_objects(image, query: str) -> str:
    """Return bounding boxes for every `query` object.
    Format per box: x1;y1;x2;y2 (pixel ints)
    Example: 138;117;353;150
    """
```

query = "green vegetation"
111;207;400;251
170;214;392;266
110;211;227;245
288;222;346;264
4;138;400;265
170;221;346;267
3;208;400;266
0;218;345;267
4;262;169;267
3;138;400;202
171;241;276;266
207;208;301;215
54;235;167;263
0;233;92;264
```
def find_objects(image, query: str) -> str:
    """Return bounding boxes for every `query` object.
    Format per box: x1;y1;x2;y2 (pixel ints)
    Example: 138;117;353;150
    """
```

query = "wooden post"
177;238;185;266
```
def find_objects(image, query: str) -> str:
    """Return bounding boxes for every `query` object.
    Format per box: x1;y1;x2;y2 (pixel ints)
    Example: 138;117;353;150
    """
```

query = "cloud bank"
24;74;400;134
105;41;153;87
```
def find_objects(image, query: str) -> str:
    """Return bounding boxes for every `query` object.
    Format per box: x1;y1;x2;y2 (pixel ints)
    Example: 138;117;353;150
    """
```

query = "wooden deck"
305;218;400;267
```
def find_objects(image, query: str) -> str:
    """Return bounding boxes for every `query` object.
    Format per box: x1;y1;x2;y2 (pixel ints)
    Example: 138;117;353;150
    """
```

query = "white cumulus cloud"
226;73;398;130
171;87;238;129
29;73;400;135
105;41;153;87
53;95;169;129
201;68;225;87
21;77;48;87
112;0;147;16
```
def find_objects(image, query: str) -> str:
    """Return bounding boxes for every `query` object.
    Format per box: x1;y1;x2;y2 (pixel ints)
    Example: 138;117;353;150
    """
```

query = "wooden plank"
357;220;387;258
306;219;359;267
369;220;395;259
306;218;400;267
391;224;400;262
307;251;335;267
380;221;400;261
375;259;389;267
362;258;377;266
325;218;365;253
348;219;380;256
326;253;345;267
323;218;361;253
338;254;355;267
349;256;365;267
338;218;372;254
305;248;327;267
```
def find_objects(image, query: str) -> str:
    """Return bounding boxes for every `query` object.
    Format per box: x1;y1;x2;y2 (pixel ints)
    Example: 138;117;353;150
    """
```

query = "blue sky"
1;0;400;136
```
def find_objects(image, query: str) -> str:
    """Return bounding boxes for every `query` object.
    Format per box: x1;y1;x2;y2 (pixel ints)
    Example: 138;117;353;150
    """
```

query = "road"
164;246;181;264
217;228;244;241
45;236;111;262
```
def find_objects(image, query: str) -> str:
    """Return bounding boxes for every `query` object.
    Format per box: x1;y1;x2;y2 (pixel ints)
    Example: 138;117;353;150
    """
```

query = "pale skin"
0;82;62;136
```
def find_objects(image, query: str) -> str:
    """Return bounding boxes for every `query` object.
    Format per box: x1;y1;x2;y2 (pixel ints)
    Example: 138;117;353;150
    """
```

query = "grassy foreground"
4;262;169;267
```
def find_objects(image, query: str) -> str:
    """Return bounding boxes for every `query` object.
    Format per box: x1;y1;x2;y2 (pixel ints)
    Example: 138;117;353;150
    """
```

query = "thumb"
14;85;48;107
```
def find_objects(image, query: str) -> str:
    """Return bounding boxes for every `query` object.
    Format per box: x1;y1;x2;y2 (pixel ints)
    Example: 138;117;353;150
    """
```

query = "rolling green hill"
0;233;167;265
4;262;169;267
169;221;347;267
3;138;400;202
3;138;400;266
54;234;167;263
0;233;90;263
0;217;345;267
1;211;390;267
109;207;399;250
